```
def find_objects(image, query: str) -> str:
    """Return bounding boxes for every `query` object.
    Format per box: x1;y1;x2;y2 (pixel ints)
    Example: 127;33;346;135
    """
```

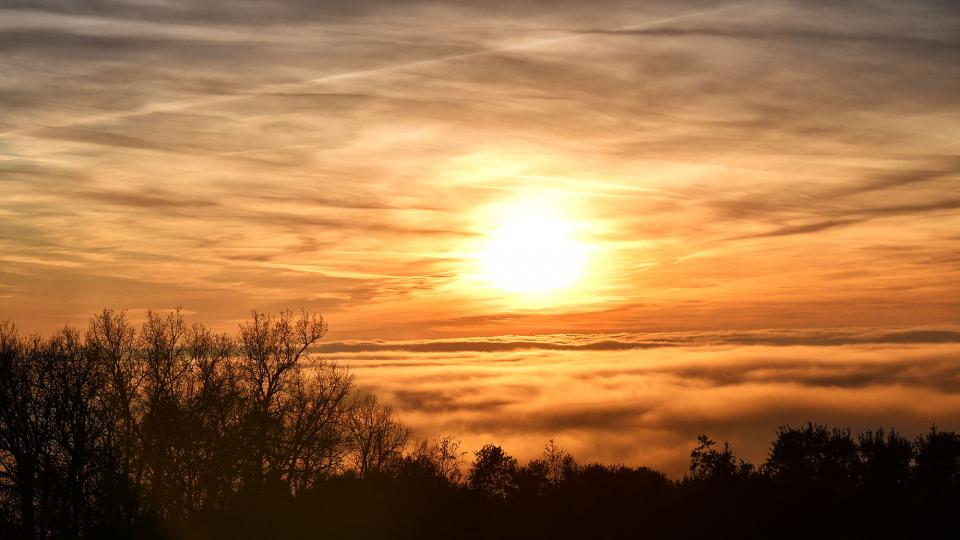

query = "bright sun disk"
481;204;588;294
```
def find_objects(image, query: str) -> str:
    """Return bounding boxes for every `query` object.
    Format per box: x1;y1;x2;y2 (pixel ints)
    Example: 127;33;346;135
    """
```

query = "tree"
0;325;111;537
857;428;914;495
764;422;860;494
469;444;519;499
279;360;353;492
0;307;364;536
689;435;753;482
137;309;193;518
0;322;52;537
346;394;411;478
914;426;960;500
523;440;577;494
85;309;142;528
236;309;330;492
405;435;467;485
46;326;107;537
181;322;240;512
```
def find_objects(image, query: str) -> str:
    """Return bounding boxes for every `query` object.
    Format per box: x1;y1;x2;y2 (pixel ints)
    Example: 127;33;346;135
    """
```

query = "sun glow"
480;200;588;294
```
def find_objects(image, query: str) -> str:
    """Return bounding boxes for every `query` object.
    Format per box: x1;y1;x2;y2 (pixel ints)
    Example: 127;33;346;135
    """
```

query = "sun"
480;200;588;294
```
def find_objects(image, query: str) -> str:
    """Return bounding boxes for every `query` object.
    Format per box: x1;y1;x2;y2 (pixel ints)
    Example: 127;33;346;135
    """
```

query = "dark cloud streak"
319;328;960;354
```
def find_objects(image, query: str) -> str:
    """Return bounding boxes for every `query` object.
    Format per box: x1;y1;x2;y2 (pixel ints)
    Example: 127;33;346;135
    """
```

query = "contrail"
1;2;750;141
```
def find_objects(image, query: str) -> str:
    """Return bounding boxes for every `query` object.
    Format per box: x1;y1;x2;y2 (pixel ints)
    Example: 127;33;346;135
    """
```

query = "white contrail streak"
1;2;749;140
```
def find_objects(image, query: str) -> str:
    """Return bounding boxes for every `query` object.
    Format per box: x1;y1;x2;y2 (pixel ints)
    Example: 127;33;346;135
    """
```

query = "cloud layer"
324;329;960;476
318;328;960;353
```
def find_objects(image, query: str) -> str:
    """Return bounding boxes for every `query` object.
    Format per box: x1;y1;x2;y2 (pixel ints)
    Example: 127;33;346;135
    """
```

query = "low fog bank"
330;331;960;476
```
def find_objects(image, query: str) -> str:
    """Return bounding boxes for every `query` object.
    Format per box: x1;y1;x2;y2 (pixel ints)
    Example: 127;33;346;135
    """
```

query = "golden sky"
1;0;959;471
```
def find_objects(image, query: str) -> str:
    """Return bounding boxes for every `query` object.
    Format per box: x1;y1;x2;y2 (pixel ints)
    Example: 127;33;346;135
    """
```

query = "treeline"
2;311;960;539
0;309;410;538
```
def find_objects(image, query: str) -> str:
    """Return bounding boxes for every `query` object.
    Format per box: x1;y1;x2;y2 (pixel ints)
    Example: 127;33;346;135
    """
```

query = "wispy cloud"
1;0;957;340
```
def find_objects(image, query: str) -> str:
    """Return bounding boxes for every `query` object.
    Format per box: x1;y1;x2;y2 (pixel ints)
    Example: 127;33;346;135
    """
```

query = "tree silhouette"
688;434;753;482
765;422;861;495
2;310;960;539
521;439;577;495
346;394;410;478
237;309;330;493
405;435;467;485
85;309;142;531
0;309;380;537
0;322;53;537
858;427;914;494
469;444;519;499
915;426;960;499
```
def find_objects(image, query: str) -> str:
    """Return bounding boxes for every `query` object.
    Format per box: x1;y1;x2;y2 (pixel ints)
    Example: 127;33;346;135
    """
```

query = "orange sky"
2;0;958;338
1;0;959;470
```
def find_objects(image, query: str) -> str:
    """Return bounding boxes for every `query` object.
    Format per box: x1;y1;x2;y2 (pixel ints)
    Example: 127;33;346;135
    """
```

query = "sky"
1;0;959;473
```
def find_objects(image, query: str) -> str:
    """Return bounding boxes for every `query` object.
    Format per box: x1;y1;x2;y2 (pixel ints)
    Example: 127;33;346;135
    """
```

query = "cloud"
722;193;960;240
76;188;219;209
730;219;863;240
583;25;958;49
318;328;960;353
336;337;960;475
828;157;960;197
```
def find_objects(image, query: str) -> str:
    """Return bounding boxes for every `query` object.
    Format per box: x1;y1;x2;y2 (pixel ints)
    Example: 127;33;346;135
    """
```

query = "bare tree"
541;440;577;487
0;308;413;536
279;360;353;493
182;323;240;512
346;394;411;478
137;309;195;518
0;323;53;537
237;309;331;492
86;308;141;522
410;435;467;484
46;327;107;537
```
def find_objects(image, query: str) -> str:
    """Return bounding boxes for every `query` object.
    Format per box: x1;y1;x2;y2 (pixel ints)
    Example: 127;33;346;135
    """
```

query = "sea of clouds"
316;327;960;476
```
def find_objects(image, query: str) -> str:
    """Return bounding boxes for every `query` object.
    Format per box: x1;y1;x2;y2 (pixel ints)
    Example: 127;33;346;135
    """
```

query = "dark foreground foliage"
168;428;960;540
2;311;960;539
